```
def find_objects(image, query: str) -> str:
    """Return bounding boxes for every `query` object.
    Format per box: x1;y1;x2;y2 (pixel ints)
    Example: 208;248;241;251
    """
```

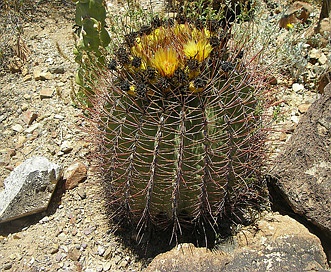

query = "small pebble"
60;140;73;154
318;54;328;65
290;115;300;124
84;227;94;236
57;232;67;242
40;88;54;99
39;216;50;224
77;188;87;199
49;244;60;254
21;103;29;111
68;247;81;261
81;243;88;250
292;83;304;92
103;262;112;271
55;252;65;262
23;94;31;100
12;124;23;133
2;263;12;270
97;245;105;256
54;114;65;120
60;245;68;253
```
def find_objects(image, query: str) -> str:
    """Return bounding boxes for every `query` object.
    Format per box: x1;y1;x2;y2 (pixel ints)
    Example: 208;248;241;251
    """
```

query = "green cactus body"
102;67;262;237
86;12;265;242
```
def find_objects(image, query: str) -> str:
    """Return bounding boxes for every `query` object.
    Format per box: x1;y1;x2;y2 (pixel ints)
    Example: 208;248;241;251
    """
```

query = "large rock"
225;213;329;271
145;213;329;271
271;83;331;237
0;156;62;223
145;243;231;272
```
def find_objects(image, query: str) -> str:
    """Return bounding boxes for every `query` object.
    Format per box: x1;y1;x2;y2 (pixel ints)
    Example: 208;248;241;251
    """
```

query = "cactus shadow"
110;213;234;260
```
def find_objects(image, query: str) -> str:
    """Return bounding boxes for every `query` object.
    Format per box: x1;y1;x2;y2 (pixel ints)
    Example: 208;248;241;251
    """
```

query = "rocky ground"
0;2;144;271
0;0;330;271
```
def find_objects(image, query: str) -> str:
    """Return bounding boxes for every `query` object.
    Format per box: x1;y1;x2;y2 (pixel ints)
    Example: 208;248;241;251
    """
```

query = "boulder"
145;213;329;271
0;156;62;223
224;213;329;271
145;243;231;272
271;83;331;237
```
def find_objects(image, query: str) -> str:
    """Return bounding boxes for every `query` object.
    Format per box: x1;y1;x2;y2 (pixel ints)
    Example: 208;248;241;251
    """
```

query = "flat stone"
49;244;60;254
23;94;31;100
33;68;42;80
97;245;105;256
298;103;311;114
21;103;29;111
278;132;288;141
290;114;300;124
77;188;87;199
224;213;329;271
145;243;231;272
12;124;23;133
54;114;65;120
23;74;32;82
24;123;40;134
0;156;62;223
2;263;12;270
33;69;53;81
40;88;54;99
64;161;87;190
103;262;112;271
21;111;38;125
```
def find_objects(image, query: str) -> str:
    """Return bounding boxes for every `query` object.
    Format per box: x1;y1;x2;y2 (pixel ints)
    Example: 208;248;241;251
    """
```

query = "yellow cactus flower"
174;23;189;37
191;27;211;40
286;23;294;29
146;27;164;46
183;40;213;62
132;39;143;58
140;60;147;70
151;47;180;77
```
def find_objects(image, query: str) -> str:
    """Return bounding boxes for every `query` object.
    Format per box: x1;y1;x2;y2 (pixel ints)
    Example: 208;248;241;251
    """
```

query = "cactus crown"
109;16;236;99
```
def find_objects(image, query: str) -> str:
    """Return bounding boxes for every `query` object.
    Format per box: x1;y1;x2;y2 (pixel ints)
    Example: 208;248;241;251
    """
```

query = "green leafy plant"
73;0;110;105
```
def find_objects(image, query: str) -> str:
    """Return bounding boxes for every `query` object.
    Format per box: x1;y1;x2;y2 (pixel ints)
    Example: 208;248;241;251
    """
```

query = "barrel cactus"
88;12;267;244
